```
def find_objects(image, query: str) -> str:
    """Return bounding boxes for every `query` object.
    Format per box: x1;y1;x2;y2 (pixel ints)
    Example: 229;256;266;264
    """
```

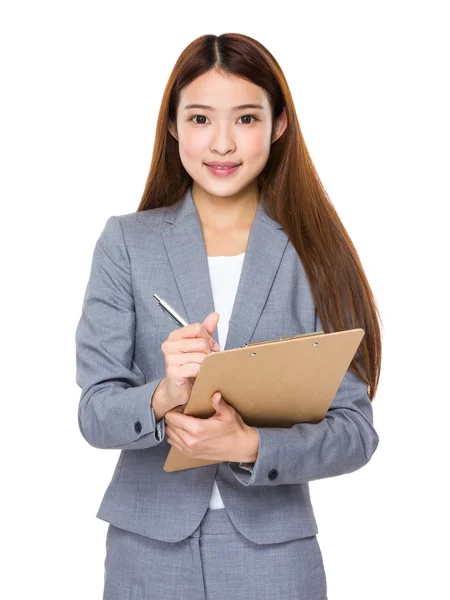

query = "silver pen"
153;293;189;327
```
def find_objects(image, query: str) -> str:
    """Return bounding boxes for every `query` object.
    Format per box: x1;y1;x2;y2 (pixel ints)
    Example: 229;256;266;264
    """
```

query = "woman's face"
169;69;286;198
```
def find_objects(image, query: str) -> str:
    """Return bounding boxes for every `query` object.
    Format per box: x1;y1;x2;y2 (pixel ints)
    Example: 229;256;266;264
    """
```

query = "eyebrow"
183;103;265;112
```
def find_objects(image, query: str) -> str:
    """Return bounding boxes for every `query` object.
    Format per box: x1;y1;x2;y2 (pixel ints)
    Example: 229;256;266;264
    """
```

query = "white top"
206;251;245;509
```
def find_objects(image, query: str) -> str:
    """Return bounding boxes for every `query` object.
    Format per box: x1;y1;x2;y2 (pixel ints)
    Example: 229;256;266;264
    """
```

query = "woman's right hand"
157;311;220;414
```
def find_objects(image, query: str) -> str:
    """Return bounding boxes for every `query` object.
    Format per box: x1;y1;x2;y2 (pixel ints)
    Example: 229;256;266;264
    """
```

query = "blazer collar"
161;185;288;350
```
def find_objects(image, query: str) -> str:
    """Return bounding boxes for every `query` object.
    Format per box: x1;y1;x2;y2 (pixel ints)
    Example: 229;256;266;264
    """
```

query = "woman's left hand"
164;393;257;463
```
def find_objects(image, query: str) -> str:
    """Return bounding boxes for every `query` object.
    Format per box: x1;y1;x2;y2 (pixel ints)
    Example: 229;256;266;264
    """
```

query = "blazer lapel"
160;185;289;350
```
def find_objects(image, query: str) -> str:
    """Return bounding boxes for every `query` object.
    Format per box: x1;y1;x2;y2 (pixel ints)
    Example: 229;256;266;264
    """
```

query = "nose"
209;120;236;155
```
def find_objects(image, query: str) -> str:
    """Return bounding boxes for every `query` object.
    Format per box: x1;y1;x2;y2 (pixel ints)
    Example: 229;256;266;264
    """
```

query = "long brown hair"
137;33;382;400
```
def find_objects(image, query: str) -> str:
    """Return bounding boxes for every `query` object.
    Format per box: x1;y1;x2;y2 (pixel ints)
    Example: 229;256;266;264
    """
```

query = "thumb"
203;311;220;338
212;392;223;411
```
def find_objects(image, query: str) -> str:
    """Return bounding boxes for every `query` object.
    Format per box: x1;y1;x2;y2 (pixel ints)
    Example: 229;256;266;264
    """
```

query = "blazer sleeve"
75;215;166;450
228;311;380;486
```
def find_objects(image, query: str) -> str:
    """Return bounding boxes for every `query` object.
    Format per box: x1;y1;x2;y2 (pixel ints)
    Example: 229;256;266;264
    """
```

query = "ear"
168;119;178;141
271;106;288;144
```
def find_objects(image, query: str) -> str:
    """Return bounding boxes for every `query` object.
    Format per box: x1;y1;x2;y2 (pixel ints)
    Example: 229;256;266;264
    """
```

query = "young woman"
76;32;381;600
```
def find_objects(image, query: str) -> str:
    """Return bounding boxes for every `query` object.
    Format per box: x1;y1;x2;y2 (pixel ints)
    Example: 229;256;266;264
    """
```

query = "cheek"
241;130;271;161
179;130;205;160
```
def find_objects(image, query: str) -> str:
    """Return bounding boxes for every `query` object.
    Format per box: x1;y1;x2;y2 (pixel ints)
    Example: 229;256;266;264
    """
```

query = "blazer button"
268;468;278;481
134;421;142;434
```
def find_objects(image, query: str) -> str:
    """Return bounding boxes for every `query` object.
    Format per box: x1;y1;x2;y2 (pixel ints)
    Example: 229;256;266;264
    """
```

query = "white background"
1;1;449;598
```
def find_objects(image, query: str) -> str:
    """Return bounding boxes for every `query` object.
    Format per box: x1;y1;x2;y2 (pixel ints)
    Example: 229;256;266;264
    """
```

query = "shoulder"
116;206;168;229
99;207;168;247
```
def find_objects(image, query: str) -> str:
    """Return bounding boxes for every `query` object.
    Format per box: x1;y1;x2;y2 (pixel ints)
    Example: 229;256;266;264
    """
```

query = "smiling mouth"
204;164;241;170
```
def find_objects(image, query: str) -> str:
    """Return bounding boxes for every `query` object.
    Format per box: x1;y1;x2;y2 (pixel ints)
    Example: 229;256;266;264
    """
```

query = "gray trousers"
103;507;328;600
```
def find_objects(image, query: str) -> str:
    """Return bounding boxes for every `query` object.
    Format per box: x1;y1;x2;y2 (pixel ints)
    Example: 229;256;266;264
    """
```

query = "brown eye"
189;114;258;125
190;115;208;124
238;115;258;124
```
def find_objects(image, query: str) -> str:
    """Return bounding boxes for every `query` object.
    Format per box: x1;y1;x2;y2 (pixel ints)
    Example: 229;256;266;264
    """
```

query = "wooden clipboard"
163;328;365;472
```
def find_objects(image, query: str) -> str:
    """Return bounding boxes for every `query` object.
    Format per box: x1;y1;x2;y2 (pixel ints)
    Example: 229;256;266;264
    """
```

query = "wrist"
151;378;168;421
242;425;259;463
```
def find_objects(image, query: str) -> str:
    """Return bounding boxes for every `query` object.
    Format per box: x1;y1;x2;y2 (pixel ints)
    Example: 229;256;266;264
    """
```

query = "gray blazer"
75;185;379;545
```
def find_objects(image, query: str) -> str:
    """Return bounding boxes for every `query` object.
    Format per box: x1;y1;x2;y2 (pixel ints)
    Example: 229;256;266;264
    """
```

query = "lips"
205;163;242;177
208;166;236;170
205;162;242;168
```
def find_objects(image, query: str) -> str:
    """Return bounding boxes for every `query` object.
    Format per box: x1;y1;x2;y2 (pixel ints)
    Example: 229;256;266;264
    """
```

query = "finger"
165;411;198;434
167;427;188;451
170;323;219;352
165;406;185;422
167;434;183;453
166;338;211;356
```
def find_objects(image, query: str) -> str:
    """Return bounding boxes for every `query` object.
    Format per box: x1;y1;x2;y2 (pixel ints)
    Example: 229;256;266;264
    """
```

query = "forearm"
78;377;166;450
228;367;379;486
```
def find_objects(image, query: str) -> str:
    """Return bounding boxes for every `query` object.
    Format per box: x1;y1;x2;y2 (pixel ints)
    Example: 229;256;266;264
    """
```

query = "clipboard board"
163;327;365;472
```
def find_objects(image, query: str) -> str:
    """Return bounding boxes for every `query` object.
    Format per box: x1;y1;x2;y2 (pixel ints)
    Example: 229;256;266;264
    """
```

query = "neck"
191;181;259;232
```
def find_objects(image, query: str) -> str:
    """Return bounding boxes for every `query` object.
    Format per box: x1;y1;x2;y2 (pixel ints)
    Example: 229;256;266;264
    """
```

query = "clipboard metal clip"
240;331;324;348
